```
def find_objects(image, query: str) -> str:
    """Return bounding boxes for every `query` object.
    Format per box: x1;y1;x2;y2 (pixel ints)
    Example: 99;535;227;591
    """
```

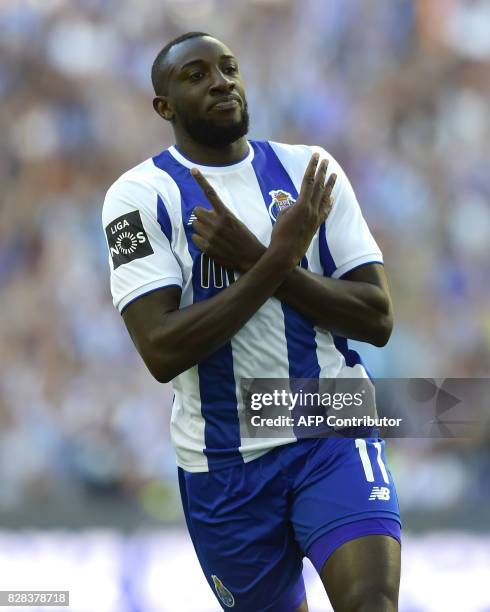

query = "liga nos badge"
105;210;153;270
211;575;235;608
268;189;296;221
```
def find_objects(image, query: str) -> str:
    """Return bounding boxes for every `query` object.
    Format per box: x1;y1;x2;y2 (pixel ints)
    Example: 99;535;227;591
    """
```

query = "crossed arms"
122;155;393;383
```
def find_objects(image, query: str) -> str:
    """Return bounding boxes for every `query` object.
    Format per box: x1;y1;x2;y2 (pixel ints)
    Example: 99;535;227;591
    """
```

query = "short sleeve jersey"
102;141;383;472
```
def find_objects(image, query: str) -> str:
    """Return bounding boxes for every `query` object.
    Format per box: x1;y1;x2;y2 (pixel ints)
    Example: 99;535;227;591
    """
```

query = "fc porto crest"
268;189;296;221
211;575;235;608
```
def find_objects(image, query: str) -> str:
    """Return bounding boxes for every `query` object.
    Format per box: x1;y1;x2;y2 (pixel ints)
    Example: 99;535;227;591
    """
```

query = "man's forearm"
243;244;392;345
274;266;393;346
147;250;291;382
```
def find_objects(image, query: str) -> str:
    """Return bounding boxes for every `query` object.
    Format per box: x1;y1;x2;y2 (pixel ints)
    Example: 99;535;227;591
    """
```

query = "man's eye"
224;65;238;74
189;72;204;81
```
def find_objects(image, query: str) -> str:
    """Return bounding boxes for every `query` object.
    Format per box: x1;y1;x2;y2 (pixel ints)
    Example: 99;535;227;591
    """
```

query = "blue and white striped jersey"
102;140;383;472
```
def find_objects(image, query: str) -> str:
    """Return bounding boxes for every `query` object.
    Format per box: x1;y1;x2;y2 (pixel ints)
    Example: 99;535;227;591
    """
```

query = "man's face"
160;36;249;148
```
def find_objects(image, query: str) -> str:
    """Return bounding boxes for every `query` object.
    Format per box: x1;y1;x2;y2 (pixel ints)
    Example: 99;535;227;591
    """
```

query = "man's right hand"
269;153;337;269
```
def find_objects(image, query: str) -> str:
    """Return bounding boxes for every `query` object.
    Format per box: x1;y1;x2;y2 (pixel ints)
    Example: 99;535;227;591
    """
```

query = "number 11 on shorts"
355;439;390;484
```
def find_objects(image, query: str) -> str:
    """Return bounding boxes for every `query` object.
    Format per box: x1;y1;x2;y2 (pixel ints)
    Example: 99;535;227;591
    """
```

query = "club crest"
211;575;235;608
268;189;296;221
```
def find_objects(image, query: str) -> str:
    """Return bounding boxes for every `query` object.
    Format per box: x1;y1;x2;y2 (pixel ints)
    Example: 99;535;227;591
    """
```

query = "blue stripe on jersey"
250;141;320;380
318;221;336;276
333;335;374;380
333;335;363;368
156;195;172;242
152;151;242;470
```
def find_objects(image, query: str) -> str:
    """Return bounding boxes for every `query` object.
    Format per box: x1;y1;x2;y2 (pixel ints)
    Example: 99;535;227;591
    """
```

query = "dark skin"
321;536;401;612
125;35;399;611
153;35;249;165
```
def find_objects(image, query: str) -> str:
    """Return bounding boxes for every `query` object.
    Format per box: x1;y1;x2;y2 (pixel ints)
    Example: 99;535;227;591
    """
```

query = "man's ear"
153;96;174;121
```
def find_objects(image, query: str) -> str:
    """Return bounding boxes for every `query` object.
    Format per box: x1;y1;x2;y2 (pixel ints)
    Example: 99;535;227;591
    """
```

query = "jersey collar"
168;141;254;174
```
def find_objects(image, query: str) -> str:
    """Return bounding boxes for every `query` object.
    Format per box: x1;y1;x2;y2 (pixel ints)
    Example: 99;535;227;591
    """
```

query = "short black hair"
151;31;211;96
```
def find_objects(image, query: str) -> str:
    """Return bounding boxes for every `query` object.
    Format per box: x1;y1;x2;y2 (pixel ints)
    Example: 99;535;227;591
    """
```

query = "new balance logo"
187;212;197;226
369;486;390;501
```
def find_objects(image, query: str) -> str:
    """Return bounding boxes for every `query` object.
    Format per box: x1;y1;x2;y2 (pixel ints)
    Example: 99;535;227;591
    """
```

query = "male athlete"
102;32;401;611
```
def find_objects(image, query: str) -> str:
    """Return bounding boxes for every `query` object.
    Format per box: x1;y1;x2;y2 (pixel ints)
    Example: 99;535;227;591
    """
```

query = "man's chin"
206;125;248;148
179;110;250;149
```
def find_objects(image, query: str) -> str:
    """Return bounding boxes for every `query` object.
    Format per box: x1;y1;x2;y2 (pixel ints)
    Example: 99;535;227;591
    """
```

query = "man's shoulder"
266;140;342;169
265;140;326;155
262;141;345;186
106;156;163;196
103;151;181;210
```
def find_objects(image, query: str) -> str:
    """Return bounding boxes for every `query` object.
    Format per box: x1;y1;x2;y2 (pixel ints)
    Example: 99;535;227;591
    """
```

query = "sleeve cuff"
117;277;182;313
331;254;384;279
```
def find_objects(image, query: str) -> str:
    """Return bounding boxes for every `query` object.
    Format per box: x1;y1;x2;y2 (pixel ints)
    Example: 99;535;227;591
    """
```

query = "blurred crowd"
1;0;489;523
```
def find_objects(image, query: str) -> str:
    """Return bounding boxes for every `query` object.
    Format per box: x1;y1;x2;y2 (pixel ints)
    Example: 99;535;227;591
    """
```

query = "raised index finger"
191;168;227;215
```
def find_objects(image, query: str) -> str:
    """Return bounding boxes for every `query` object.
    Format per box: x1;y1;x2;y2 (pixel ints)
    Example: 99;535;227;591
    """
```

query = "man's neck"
174;134;249;166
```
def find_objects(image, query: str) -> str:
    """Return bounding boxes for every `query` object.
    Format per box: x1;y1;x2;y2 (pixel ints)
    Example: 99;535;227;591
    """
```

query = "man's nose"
209;69;234;93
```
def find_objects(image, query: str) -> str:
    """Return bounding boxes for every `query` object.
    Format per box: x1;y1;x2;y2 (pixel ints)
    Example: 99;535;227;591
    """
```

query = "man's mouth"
209;96;241;112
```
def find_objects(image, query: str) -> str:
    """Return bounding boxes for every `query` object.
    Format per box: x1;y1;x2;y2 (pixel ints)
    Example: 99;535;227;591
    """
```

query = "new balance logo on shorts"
369;486;390;501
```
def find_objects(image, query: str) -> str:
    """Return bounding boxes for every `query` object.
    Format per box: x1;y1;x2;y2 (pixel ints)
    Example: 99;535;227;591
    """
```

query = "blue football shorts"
178;435;401;611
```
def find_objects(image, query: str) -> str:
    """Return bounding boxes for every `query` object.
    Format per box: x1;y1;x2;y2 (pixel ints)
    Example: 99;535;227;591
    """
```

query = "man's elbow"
137;328;180;383
147;357;178;384
141;350;178;384
371;311;393;347
152;368;175;384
